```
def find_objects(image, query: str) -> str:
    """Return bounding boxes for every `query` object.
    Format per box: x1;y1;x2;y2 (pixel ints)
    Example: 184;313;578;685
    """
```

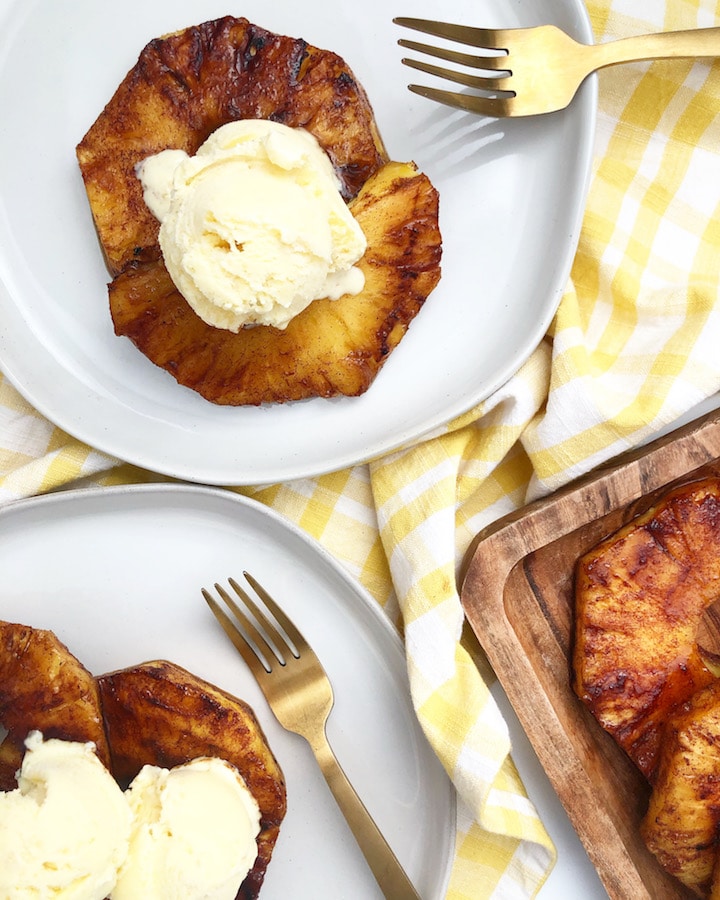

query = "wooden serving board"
460;407;720;900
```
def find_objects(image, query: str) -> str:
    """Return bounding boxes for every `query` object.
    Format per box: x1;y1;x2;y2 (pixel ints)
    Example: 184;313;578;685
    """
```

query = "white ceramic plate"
0;0;595;484
0;484;455;899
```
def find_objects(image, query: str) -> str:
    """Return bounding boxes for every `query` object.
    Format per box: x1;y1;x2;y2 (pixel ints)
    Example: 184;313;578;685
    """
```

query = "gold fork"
394;18;720;117
202;573;421;900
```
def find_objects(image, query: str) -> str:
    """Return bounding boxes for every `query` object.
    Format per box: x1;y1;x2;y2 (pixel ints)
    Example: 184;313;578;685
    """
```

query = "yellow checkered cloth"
2;1;720;896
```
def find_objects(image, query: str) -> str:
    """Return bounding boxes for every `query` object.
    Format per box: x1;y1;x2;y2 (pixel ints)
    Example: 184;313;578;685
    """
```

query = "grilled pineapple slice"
573;478;720;781
108;160;441;404
641;680;720;893
98;660;286;900
0;621;110;790
76;16;441;405
76;15;388;277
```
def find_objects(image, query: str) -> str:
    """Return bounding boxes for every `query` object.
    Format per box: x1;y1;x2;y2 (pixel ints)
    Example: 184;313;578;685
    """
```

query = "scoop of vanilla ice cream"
0;732;131;900
112;756;261;900
137;119;367;331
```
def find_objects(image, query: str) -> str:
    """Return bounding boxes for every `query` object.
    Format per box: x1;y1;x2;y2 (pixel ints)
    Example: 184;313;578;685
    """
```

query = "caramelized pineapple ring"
76;15;388;277
573;477;720;781
76;16;441;405
109;161;441;405
98;660;286;900
641;680;720;892
0;621;110;790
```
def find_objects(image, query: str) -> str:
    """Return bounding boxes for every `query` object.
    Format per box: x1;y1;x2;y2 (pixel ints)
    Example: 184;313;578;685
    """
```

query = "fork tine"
393;17;510;51
407;84;514;118
227;576;298;662
202;586;271;674
397;37;510;71
401;57;512;93
241;572;307;654
204;579;296;673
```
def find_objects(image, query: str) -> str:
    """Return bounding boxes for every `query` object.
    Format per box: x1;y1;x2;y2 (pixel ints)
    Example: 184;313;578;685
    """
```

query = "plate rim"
0;480;399;638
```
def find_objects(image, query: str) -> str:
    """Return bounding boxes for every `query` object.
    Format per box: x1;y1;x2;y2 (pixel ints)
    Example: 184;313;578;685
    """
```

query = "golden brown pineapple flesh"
98;660;287;900
76;16;441;405
108;161;441;404
76;16;388;277
0;620;286;900
641;680;720;893
0;621;110;790
573;477;720;781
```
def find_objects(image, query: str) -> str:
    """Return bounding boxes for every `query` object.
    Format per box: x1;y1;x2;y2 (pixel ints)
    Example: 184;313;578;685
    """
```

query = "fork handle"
309;728;422;900
588;27;720;71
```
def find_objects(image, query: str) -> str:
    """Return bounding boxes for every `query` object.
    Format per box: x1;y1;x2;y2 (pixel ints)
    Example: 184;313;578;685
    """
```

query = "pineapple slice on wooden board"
573;477;720;781
641;680;720;894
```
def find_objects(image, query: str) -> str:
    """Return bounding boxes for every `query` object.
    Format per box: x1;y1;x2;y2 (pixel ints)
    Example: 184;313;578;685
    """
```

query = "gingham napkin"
2;0;720;896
